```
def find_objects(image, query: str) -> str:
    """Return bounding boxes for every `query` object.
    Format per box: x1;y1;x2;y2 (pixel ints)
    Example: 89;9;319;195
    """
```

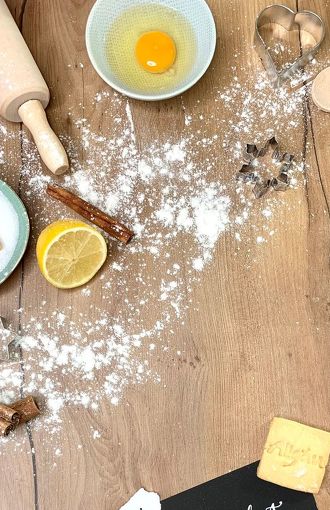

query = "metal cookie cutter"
237;136;294;198
0;316;22;363
255;4;325;88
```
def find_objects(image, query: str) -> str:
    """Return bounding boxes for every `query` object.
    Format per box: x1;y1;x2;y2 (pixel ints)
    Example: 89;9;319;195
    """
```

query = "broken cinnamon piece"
0;397;40;437
46;184;134;244
0;418;15;437
0;403;20;425
11;396;40;424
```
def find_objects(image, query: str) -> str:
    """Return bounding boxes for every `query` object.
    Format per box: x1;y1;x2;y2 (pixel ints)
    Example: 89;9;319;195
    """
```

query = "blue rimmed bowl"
86;0;217;101
0;180;30;285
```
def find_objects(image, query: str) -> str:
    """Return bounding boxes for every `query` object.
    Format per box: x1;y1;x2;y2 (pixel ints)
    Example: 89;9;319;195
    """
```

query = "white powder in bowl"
0;189;19;273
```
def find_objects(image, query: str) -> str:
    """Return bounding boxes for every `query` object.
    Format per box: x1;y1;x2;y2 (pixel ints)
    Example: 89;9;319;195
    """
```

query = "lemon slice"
36;220;107;289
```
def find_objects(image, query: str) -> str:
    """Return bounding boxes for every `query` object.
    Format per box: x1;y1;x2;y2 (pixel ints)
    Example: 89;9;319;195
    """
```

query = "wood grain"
0;0;329;509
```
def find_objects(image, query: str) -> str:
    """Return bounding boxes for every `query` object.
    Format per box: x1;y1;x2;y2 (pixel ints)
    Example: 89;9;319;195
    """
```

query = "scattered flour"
0;56;316;441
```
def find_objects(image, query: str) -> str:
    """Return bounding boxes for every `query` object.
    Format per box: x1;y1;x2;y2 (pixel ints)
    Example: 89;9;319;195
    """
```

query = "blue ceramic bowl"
86;0;216;101
0;180;30;285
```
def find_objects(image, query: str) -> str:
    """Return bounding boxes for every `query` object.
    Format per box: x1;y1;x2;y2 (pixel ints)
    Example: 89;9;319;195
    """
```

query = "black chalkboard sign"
161;461;318;510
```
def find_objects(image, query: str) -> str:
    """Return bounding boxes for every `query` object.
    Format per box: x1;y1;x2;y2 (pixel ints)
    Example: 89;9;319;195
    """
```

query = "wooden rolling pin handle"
18;100;69;175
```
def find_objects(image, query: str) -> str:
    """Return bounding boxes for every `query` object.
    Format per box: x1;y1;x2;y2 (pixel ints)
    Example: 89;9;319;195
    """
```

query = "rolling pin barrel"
0;0;68;175
0;0;49;122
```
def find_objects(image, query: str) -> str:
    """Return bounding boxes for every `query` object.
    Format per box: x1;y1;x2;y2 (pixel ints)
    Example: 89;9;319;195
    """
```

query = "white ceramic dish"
86;0;217;101
0;180;30;285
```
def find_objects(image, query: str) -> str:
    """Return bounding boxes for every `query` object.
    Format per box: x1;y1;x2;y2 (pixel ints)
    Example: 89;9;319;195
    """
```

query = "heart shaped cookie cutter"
255;4;325;88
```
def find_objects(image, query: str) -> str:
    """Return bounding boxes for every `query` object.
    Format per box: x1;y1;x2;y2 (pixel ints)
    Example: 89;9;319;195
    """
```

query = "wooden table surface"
1;0;329;509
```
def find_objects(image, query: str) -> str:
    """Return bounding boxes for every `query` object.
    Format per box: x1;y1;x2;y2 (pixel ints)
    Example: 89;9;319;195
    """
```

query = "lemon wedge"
36;220;107;289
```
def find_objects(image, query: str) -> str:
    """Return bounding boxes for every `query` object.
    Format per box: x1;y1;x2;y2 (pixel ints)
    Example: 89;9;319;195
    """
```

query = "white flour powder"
0;56;321;442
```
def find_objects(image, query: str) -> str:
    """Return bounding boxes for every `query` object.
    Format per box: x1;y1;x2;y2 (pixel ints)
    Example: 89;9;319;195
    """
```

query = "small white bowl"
86;0;217;101
0;180;30;285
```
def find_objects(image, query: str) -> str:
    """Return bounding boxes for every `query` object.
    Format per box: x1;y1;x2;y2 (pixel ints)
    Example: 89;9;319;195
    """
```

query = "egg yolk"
135;31;176;74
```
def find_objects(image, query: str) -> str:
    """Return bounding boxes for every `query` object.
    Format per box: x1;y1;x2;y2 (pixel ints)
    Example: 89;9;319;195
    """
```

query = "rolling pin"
0;0;68;175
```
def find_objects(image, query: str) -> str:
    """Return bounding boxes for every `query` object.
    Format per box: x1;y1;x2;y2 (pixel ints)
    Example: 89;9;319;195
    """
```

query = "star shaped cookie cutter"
237;136;294;199
0;317;22;364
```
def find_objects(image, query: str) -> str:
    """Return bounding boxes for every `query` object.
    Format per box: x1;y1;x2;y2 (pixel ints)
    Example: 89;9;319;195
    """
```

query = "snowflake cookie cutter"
237;136;294;199
0;317;22;364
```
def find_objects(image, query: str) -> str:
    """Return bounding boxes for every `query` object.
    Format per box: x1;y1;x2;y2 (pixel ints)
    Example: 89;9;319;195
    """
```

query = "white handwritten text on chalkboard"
247;502;283;510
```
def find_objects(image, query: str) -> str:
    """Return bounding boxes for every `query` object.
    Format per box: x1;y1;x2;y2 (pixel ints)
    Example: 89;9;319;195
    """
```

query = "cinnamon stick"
46;184;134;244
0;397;40;437
11;396;40;424
0;418;15;437
0;403;20;425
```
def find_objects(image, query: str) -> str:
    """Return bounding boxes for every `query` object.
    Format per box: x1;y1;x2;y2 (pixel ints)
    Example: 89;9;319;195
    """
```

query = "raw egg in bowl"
86;0;216;101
